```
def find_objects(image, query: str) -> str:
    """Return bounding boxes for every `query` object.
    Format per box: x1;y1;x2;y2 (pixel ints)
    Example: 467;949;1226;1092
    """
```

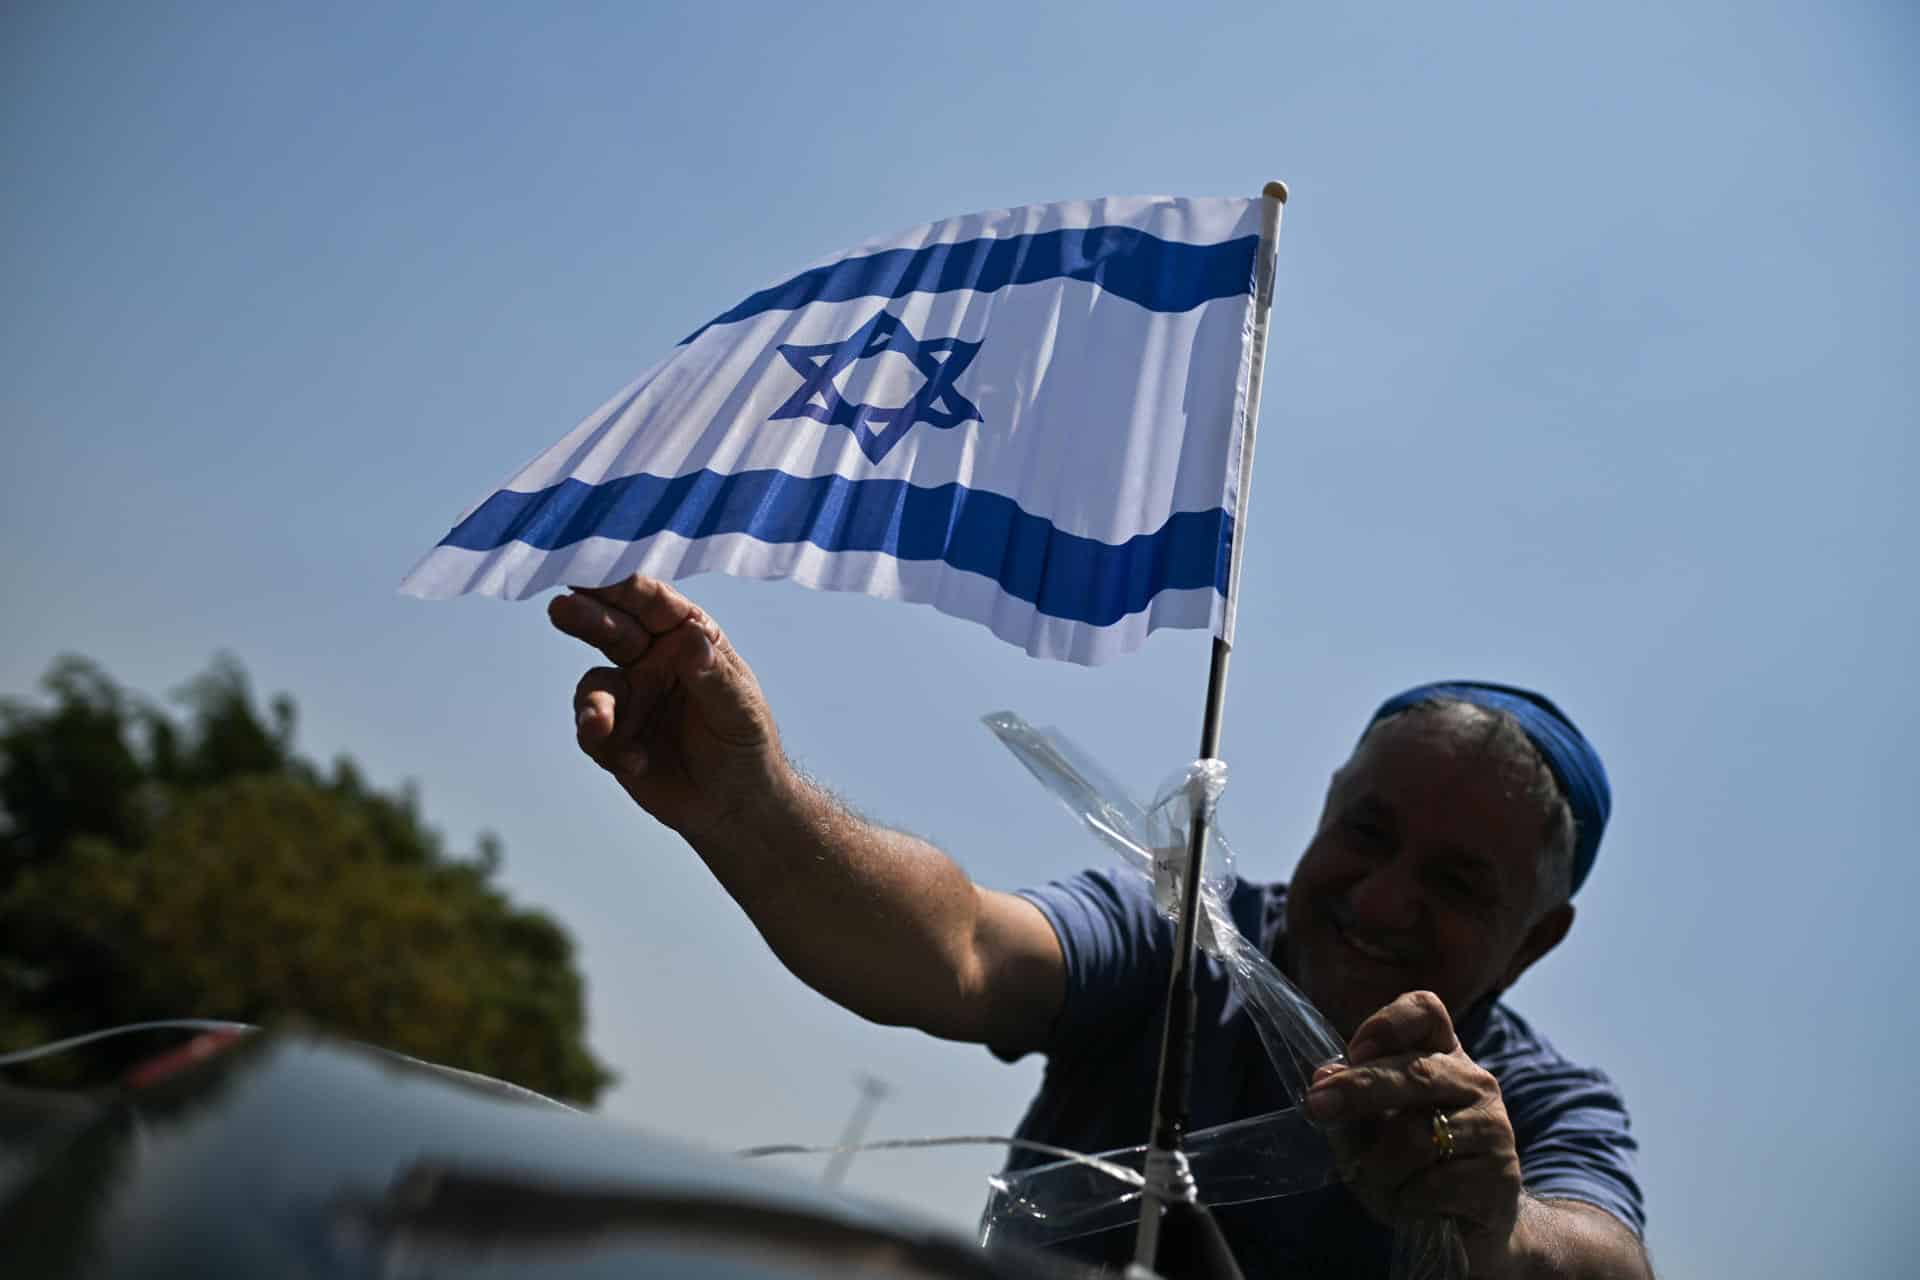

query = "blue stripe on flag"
683;227;1258;344
441;470;1232;627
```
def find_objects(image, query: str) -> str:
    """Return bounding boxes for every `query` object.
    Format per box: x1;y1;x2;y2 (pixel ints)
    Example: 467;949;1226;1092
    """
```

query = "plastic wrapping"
981;711;1462;1280
978;1105;1335;1251
983;712;1344;1101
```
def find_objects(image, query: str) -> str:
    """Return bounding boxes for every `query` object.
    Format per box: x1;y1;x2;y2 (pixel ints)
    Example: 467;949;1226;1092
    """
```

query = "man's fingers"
549;592;657;667
579;574;702;637
573;668;625;745
1346;990;1459;1063
554;574;778;839
1334;1098;1505;1189
1306;1049;1481;1122
572;667;645;770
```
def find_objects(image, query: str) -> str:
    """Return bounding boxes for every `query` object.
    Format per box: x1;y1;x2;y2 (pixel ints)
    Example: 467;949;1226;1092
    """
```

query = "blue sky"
3;3;1914;1274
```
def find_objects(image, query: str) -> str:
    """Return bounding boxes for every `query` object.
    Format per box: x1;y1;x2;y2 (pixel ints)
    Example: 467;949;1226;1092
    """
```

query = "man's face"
1283;710;1565;1039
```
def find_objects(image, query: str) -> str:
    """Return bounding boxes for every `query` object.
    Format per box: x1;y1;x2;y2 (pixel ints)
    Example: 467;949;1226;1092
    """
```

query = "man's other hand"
1305;990;1525;1276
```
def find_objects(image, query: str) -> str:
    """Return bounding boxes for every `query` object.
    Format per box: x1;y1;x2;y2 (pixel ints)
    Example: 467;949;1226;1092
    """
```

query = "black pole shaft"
1132;181;1282;1277
1134;635;1234;1265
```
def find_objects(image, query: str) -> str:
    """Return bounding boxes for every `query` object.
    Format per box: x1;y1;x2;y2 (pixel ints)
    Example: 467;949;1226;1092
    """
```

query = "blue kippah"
1365;681;1611;897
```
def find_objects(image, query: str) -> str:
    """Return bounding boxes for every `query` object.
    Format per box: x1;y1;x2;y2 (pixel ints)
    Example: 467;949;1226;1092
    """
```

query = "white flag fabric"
403;194;1273;665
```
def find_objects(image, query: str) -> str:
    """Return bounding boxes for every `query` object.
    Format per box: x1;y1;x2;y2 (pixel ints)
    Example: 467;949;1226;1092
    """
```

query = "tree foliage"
0;656;613;1102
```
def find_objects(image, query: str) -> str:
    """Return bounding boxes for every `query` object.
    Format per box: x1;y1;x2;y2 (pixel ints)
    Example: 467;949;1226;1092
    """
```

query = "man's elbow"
958;889;1065;1054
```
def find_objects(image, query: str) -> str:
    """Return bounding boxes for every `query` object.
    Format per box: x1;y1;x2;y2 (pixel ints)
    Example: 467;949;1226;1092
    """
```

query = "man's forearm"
1499;1196;1652;1280
678;760;1003;1040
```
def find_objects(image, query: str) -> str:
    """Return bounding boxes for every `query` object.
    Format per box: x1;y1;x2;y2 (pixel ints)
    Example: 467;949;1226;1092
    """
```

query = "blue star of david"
769;311;983;462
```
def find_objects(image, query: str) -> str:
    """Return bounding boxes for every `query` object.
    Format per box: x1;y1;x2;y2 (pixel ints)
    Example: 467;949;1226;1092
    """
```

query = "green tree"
0;655;613;1102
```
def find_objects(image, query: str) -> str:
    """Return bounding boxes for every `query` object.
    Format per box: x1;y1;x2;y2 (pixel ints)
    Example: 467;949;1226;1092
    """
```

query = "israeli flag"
403;195;1275;665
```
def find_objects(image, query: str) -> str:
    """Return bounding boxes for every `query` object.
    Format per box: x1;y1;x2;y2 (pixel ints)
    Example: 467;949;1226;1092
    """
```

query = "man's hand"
548;575;785;844
547;573;1065;1050
1306;991;1525;1276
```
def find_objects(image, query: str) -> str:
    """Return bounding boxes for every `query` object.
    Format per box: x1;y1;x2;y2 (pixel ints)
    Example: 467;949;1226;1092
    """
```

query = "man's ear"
1500;902;1574;991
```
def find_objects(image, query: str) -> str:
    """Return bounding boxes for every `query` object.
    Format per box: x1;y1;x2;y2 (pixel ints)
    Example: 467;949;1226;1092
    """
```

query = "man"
549;575;1652;1279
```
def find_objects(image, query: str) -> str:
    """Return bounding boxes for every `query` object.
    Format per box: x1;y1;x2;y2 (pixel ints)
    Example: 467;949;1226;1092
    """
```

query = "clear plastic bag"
980;711;1462;1280
979;1105;1335;1251
983;712;1344;1102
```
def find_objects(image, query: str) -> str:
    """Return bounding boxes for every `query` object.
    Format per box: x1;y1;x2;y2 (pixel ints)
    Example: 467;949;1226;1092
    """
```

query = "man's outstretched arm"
548;575;1064;1055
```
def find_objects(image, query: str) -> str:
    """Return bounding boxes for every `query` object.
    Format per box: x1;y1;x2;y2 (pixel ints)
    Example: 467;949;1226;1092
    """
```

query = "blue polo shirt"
1001;868;1643;1277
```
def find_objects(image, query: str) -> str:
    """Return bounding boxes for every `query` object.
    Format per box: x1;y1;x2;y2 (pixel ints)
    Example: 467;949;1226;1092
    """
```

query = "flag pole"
1132;180;1287;1278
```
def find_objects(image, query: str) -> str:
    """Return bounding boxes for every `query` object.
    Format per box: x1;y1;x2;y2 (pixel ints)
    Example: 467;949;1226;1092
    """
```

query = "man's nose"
1345;859;1421;932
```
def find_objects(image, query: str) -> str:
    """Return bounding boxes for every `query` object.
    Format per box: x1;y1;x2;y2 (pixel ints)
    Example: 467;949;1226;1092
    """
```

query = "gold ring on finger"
1430;1109;1456;1163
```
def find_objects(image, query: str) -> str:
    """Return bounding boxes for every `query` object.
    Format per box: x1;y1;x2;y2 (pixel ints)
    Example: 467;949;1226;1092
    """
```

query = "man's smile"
1329;913;1416;969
